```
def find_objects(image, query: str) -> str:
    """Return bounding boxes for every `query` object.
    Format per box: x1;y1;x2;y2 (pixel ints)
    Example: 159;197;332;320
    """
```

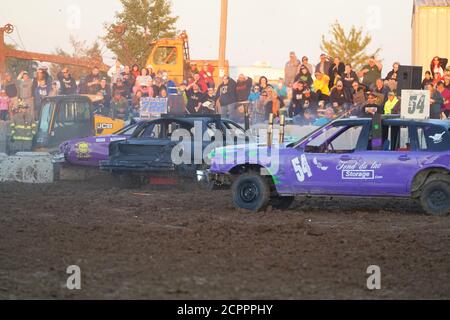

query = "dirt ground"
0;178;449;299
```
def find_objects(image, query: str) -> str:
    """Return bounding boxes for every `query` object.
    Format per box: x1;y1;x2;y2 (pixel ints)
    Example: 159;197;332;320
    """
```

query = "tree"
5;44;38;78
321;21;381;71
103;0;178;67
49;36;104;80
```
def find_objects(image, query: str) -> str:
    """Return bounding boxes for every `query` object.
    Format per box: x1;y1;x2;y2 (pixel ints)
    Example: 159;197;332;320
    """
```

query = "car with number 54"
208;117;450;215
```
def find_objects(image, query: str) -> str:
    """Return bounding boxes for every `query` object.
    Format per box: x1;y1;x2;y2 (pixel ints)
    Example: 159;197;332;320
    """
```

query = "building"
412;0;450;74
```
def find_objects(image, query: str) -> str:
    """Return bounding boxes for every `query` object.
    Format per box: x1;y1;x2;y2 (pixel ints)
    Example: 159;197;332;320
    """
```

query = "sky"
0;0;414;74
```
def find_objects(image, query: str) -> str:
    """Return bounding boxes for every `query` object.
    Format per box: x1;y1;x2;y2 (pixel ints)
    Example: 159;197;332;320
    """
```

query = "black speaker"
397;65;423;95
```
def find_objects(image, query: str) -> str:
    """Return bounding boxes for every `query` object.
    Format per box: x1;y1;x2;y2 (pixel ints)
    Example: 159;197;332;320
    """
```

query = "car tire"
420;179;450;216
270;196;295;210
232;172;270;212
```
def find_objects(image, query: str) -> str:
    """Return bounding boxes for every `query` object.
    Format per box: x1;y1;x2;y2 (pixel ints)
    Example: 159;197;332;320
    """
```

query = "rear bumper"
99;160;176;172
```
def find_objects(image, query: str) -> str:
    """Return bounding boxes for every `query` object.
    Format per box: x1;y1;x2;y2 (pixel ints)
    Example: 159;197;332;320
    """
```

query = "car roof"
333;117;450;129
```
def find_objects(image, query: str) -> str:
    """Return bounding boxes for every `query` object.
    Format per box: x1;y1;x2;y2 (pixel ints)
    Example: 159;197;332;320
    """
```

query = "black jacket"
216;79;237;106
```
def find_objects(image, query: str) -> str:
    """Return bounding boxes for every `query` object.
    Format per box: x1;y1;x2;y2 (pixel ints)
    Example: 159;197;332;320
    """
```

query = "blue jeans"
0;110;8;121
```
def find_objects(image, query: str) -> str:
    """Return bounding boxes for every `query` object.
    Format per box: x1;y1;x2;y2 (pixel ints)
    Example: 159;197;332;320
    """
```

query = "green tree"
5;44;38;78
49;36;103;80
321;21;381;71
103;0;178;67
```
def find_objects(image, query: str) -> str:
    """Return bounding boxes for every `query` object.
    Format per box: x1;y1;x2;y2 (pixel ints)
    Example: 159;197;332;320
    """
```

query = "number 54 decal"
292;154;312;182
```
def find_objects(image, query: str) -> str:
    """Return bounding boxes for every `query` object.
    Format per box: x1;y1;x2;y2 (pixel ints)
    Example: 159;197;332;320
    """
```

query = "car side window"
381;125;410;151
305;125;363;154
138;123;162;139
416;125;450;152
416;127;428;151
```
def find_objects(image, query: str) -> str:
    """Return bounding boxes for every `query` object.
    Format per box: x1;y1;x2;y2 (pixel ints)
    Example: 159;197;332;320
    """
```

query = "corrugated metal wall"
412;6;450;74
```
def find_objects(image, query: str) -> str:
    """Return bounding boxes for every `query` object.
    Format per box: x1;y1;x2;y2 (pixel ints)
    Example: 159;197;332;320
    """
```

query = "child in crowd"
0;89;11;121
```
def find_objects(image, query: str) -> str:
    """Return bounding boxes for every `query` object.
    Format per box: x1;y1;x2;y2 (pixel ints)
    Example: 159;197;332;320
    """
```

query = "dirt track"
0;179;449;299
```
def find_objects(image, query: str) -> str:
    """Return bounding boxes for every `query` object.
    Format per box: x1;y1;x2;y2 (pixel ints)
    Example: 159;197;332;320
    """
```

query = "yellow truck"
145;31;228;85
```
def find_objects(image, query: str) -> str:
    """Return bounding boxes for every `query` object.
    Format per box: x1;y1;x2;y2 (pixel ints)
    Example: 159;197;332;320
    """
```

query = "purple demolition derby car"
207;117;450;216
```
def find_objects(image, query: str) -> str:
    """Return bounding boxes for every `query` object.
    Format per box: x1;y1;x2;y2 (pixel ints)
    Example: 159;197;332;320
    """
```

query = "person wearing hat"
384;91;400;115
9;100;36;153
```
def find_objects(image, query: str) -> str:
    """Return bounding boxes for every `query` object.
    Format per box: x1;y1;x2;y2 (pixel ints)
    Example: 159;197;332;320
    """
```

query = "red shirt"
440;88;450;111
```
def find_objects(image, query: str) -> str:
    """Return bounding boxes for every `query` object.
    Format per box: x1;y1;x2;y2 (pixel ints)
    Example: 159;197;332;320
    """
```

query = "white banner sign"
400;90;430;119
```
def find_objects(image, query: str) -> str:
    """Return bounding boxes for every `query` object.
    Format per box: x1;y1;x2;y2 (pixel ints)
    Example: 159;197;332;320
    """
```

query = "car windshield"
114;123;138;135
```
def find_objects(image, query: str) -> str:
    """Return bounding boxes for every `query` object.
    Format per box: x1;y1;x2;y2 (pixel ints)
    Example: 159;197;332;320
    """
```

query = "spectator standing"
9;101;36;153
235;74;253;118
421;71;433;89
216;76;237;120
294;65;313;87
107;59;124;84
190;73;208;93
328;80;352;112
135;68;152;87
384;91;400;115
85;67;101;94
313;71;330;101
32;66;52;93
315;54;332;75
328;57;345;89
430;56;448;78
58;68;77;95
289;81;305;118
301;56;314;75
427;84;443;119
97;78;111;111
0;89;10;121
49;81;59;97
248;85;263;124
263;87;282;120
350;81;367;109
359;56;383;89
33;79;50;120
202;87;217;114
385;62;400;91
436;81;450;117
258;76;272;96
16;71;34;116
131;64;140;76
372;78;390;105
199;62;215;89
185;83;205;114
342;64;358;89
284;52;301;87
444;75;450;90
275;78;288;101
2;73;18;110
110;90;129;120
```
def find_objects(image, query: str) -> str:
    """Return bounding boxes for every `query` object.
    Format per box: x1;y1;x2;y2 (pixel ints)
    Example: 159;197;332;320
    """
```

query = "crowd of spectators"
1;54;449;126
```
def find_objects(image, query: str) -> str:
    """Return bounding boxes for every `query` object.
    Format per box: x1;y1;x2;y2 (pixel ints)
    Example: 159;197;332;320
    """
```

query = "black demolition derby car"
99;114;247;186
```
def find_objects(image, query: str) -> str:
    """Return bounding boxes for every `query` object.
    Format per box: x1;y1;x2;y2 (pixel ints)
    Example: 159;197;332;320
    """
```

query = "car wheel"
270;196;295;210
420;179;450;216
232;172;270;212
